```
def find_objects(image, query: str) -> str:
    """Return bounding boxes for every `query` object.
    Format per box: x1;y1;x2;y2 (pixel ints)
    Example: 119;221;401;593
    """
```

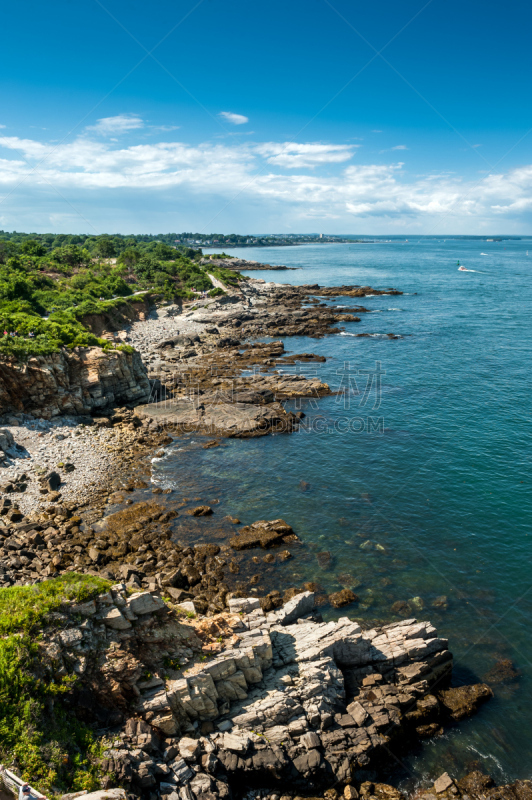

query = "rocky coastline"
14;582;496;800
0;273;514;800
201;257;297;271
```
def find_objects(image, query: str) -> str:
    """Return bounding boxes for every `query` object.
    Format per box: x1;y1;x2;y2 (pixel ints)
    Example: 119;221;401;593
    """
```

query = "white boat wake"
458;266;486;273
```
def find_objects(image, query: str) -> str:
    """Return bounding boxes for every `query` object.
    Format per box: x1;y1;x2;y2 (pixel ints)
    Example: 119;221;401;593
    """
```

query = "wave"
465;745;507;780
369;333;399;338
339;332;400;339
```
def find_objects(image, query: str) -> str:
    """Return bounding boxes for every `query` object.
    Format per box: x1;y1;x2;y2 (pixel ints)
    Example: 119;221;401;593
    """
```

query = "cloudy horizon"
1;0;531;235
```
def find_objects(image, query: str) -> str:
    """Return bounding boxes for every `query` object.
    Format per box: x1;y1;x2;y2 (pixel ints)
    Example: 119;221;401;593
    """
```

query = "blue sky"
1;0;531;234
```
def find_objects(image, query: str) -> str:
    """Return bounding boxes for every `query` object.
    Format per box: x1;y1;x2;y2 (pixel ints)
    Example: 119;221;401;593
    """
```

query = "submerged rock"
482;658;519;685
437;683;493;721
229;519;293;550
329;588;359;608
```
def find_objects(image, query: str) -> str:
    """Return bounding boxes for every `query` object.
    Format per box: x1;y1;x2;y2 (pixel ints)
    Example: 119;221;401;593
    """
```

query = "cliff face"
0;347;151;418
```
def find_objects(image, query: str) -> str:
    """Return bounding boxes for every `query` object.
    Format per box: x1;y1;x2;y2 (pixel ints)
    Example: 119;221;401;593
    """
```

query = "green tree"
52;244;89;267
96;237;116;258
118;247;140;269
19;239;47;257
0;240;18;264
154;242;175;260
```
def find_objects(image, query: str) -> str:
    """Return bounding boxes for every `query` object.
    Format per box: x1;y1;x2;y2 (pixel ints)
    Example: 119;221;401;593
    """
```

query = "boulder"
165;587;193;602
44;471;61;492
127;591;166;616
186;506;213;517
270;591;315;626
438;683;493;721
119;564;145;582
178;737;201;761
345;787;359;800
176;601;196;614
169;757;194;785
329;588;358;608
229;519;292;551
434;773;455;793
0;428;15;452
101;607;131;630
346;700;368;726
228;597;261;614
222;732;250;753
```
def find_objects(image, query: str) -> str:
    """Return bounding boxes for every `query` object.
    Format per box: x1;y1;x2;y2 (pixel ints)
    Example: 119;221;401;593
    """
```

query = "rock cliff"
0;347;150;418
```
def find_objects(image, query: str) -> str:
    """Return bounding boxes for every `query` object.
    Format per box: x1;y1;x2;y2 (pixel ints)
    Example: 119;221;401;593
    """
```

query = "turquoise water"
158;240;532;786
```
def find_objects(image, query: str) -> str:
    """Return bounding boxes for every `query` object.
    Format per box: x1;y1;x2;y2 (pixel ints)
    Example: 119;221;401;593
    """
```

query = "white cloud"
372;129;382;133
256;142;356;168
391;145;408;150
219;111;249;125
86;114;144;135
0;124;6;129
0;129;532;231
150;125;180;132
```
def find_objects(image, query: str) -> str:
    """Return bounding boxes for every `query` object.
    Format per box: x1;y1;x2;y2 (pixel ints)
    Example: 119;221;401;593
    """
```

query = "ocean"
154;238;532;787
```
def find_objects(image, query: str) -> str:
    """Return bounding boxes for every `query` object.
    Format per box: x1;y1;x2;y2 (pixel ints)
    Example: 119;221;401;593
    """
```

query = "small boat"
458;266;467;271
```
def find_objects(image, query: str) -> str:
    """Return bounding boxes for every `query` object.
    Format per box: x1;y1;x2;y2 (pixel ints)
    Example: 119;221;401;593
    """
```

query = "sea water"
155;238;532;786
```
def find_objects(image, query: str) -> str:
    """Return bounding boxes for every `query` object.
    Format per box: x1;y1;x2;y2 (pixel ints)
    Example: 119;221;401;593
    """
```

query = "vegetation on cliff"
0;234;241;358
0;574;110;793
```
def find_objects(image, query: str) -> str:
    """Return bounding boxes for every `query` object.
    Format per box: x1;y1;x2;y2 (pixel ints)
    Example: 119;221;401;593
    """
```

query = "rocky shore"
0;271;513;800
201;257;297;270
15;581;495;800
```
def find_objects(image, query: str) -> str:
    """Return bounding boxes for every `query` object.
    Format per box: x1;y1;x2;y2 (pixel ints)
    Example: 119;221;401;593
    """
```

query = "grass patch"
0;572;109;636
0;575;111;794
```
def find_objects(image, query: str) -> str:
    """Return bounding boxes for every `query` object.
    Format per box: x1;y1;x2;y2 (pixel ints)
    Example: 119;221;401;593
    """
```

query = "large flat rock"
137;398;292;436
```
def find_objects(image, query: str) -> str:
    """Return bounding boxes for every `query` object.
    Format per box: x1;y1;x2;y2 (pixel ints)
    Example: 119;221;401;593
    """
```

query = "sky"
1;0;532;235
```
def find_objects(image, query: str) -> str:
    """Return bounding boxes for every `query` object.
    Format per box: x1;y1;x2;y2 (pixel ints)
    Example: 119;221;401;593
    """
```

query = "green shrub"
0;575;111;793
0;335;59;358
210;267;242;286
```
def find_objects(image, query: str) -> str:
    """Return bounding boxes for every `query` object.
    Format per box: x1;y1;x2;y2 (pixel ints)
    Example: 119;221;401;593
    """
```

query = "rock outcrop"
44;586;491;800
137;396;300;437
164;597;454;794
137;339;330;437
411;770;532;800
200;257;294;271
0;347;150;418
